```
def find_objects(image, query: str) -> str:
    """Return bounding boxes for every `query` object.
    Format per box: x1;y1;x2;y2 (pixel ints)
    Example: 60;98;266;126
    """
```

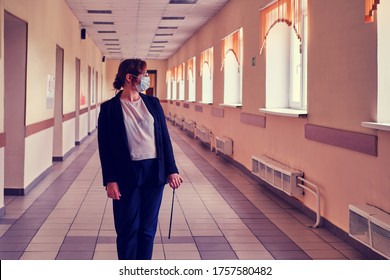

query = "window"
171;67;177;100
166;70;172;100
187;57;196;102
260;0;308;115
365;0;380;23
178;63;185;101
362;0;390;130
200;47;213;104
376;1;390;123
221;28;243;107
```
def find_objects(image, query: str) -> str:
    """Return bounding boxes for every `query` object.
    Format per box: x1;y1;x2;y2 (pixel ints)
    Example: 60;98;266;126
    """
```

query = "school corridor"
0;123;374;260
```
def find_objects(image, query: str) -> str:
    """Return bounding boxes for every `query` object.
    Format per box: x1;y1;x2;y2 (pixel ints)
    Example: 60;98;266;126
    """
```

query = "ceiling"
65;0;230;60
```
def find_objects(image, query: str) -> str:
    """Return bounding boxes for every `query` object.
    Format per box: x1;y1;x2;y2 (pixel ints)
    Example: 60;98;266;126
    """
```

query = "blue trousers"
113;159;164;260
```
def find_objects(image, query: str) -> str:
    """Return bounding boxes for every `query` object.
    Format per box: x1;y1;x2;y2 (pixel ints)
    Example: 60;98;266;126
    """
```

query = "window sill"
362;121;390;132
199;101;213;105
259;108;307;118
220;103;242;108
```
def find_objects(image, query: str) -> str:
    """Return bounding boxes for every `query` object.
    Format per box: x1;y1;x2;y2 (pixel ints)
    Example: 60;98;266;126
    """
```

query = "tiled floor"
0;123;371;260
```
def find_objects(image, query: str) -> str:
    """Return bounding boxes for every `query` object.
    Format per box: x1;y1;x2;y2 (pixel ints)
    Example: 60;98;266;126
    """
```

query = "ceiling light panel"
87;10;112;14
169;0;198;4
93;21;114;25
158;26;179;29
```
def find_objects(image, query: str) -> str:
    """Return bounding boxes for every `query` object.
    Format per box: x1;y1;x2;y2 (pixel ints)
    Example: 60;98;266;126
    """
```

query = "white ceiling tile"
65;0;230;59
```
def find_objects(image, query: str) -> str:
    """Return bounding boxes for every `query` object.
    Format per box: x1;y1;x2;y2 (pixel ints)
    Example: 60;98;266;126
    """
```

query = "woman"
97;58;183;260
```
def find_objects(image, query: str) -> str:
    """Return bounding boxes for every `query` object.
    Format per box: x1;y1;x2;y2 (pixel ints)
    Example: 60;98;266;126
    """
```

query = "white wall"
24;129;53;187
79;113;89;142
89;108;97;134
63;119;76;156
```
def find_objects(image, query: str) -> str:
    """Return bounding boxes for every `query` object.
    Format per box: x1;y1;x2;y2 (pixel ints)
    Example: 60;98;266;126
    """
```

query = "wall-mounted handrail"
297;176;321;228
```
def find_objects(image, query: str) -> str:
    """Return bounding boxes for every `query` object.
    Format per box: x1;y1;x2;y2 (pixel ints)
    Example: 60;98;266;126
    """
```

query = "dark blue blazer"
97;91;178;192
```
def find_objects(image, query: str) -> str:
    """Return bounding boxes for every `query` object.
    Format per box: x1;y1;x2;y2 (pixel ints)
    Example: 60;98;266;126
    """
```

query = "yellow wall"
308;0;377;132
103;59;119;100
165;0;390;232
2;0;103;125
0;0;104;193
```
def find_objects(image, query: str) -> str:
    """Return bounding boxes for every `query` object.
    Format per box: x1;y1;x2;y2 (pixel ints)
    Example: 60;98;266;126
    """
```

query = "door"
4;12;27;194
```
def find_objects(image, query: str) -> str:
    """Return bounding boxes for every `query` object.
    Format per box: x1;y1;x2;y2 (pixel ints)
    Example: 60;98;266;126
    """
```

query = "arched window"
178;63;185;101
224;51;241;105
260;0;307;113
187;57;196;102
221;28;243;107
171;67;177;100
202;63;212;104
365;0;380;23
376;0;390;123
166;70;171;100
265;23;290;109
200;47;213;104
363;0;390;130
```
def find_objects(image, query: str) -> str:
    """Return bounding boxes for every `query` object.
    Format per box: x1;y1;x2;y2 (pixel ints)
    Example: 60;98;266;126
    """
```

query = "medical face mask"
136;76;150;92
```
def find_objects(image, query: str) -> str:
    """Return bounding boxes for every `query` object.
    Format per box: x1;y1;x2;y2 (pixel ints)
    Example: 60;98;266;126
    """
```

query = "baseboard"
0;205;5;217
52;145;77;162
75;134;89;146
4;165;53;196
88;128;96;136
52;156;63;162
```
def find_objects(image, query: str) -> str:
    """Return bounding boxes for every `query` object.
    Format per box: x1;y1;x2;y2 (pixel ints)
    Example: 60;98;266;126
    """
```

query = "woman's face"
138;66;148;79
126;66;148;87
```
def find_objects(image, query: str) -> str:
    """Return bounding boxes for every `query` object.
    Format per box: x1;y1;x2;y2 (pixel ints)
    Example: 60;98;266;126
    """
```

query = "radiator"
183;120;196;134
195;126;212;143
167;112;176;123
252;155;321;228
215;136;233;156
174;115;184;128
252;155;303;196
349;204;390;259
195;126;213;147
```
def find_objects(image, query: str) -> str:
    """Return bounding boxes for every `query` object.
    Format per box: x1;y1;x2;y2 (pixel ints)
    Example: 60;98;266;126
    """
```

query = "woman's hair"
113;59;147;90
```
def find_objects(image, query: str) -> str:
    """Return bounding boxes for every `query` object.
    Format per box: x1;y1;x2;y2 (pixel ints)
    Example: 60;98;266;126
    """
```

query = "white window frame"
221;28;243;108
362;0;390;131
188;57;196;102
201;62;213;104
178;63;185;101
260;0;308;117
171;68;177;100
200;47;214;104
166;77;171;100
289;12;308;110
223;51;241;106
166;71;172;100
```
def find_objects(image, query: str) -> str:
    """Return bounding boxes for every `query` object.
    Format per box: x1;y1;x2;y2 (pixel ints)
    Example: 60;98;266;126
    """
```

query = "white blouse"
120;97;157;161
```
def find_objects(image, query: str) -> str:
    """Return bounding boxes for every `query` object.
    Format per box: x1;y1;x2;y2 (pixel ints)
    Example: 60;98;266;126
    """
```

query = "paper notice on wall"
80;92;86;107
46;74;55;109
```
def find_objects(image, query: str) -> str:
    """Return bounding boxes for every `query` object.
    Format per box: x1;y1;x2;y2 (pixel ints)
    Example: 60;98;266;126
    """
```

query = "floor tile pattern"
0;124;370;260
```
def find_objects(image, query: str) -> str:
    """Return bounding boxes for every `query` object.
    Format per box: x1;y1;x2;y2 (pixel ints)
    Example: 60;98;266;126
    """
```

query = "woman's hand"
168;173;183;189
106;182;121;200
